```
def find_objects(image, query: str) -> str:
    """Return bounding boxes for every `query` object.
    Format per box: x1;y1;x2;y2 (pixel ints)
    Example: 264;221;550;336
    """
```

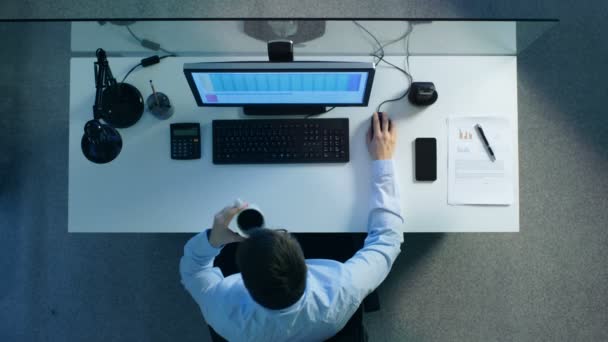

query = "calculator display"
173;128;199;136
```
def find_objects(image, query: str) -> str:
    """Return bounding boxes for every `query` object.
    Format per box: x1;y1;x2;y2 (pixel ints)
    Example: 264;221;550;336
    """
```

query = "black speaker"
408;82;438;106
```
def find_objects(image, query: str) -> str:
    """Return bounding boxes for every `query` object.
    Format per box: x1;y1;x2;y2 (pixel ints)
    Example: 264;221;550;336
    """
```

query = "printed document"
448;117;514;205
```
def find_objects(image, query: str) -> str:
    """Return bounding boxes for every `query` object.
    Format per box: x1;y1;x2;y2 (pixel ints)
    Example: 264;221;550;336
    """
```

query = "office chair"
208;304;368;342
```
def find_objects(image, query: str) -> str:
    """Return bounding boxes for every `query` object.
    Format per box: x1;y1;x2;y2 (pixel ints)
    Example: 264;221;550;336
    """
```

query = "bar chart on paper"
458;128;475;141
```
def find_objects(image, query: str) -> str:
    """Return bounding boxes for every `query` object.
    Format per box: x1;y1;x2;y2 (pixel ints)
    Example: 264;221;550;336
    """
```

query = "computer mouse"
370;112;391;139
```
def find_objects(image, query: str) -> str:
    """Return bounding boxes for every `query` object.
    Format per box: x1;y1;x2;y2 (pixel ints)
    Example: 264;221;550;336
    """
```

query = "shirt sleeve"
342;159;404;305
179;229;226;320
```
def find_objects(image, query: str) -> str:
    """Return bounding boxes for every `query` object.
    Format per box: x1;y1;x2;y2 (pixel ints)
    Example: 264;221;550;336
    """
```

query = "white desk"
69;56;519;233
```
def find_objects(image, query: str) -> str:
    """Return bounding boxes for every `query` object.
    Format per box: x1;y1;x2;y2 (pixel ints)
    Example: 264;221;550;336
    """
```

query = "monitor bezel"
183;61;375;107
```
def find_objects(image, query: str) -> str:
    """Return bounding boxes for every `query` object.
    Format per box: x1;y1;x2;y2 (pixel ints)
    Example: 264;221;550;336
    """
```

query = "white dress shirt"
180;159;404;342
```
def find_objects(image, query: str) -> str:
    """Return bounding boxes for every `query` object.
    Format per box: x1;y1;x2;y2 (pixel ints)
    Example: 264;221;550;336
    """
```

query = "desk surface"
69;55;519;233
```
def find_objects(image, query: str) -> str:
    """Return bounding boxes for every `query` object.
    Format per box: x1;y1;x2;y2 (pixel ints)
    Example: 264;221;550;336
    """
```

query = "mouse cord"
353;21;414;113
374;55;413;113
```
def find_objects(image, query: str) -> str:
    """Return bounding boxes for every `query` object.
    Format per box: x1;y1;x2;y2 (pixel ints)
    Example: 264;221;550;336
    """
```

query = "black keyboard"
213;119;349;164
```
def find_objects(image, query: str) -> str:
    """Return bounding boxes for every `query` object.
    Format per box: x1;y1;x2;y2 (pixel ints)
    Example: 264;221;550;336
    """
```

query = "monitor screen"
184;62;375;107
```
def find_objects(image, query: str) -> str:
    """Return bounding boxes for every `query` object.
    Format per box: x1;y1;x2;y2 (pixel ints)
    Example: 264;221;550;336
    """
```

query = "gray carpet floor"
1;1;607;341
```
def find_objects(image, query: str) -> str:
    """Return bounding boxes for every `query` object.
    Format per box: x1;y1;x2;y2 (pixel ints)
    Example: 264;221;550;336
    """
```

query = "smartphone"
415;138;437;181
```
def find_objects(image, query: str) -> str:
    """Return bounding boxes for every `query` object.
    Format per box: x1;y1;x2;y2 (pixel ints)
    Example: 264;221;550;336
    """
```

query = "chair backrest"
207;303;366;342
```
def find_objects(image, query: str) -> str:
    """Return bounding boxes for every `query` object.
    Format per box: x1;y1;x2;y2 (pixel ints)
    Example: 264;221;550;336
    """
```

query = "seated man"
180;112;404;342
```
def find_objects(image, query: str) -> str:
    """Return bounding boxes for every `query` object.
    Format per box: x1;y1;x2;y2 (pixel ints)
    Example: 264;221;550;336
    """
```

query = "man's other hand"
366;112;398;160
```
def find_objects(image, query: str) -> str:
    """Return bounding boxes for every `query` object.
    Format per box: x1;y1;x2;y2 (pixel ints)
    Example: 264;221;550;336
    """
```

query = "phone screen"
415;138;437;181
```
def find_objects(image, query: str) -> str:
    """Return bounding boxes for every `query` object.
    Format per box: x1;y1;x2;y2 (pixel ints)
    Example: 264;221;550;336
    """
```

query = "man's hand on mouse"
208;201;249;248
367;112;397;160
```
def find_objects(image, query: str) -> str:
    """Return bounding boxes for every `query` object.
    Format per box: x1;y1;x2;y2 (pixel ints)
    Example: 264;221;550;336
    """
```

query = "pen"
150;80;159;106
474;124;496;162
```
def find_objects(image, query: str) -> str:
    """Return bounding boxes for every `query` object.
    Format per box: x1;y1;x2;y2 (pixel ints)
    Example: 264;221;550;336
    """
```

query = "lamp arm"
92;48;117;120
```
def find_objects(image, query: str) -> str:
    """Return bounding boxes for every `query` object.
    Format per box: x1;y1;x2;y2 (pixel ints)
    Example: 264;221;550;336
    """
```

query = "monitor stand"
243;105;326;116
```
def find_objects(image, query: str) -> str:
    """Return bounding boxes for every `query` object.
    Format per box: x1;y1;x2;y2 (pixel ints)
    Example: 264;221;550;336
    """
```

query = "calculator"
170;123;201;160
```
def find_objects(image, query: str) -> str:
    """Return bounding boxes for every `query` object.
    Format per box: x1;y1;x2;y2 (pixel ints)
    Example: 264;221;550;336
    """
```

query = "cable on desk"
373;54;412;113
353;21;385;67
121;54;176;83
353;21;414;113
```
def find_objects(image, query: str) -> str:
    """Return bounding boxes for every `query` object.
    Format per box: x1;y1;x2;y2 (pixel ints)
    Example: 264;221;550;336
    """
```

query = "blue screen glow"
191;72;369;105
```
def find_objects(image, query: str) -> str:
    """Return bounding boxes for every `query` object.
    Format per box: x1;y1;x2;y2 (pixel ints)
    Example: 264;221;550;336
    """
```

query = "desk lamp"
81;48;143;164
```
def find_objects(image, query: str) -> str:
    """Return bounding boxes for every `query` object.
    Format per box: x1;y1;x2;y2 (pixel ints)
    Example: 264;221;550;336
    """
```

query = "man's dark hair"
236;228;307;310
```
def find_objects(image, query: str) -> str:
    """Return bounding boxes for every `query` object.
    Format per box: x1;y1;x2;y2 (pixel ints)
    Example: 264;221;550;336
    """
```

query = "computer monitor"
183;61;375;115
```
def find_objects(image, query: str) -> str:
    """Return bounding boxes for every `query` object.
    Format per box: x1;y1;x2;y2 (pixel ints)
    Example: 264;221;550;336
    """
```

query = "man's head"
236;228;307;310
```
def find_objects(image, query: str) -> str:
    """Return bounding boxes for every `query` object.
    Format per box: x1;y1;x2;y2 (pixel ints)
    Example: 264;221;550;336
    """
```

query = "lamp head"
81;119;122;164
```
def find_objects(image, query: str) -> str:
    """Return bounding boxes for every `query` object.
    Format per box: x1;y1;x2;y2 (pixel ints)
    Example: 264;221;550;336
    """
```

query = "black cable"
121;54;176;83
353;21;415;112
354;21;413;68
373;27;412;57
373;54;413;113
305;107;335;119
403;23;413;79
121;63;141;83
353;21;384;65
